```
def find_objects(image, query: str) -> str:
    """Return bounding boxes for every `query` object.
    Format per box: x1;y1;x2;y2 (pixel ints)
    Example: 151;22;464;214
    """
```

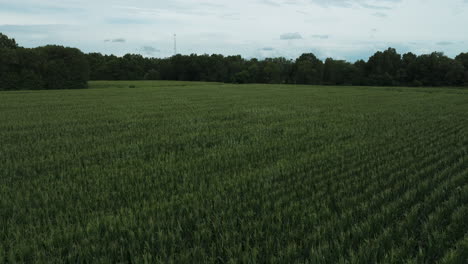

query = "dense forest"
87;51;468;87
0;33;89;90
1;32;468;90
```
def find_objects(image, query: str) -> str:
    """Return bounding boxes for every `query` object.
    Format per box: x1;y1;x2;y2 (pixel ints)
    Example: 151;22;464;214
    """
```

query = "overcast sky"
1;0;467;61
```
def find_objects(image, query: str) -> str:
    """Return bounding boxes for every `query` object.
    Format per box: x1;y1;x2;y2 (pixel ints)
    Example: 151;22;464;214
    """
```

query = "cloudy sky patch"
311;34;330;39
1;0;467;61
280;32;303;40
436;41;453;46
141;46;160;55
106;38;126;43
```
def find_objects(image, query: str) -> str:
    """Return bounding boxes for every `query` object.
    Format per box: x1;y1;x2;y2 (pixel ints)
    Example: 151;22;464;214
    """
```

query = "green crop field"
1;81;467;263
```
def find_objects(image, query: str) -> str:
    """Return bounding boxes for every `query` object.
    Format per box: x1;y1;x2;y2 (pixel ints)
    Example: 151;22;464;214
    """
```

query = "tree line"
0;33;89;90
87;50;468;87
1;32;468;90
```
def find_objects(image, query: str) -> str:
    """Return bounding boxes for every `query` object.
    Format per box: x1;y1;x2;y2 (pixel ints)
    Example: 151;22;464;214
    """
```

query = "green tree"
366;48;401;86
0;48;19;90
455;53;468;85
352;60;367;85
323;58;356;85
293;53;323;85
399;52;418;85
144;69;161;80
0;33;18;49
37;45;89;89
234;70;251;84
411;52;463;86
263;60;281;83
16;48;45;90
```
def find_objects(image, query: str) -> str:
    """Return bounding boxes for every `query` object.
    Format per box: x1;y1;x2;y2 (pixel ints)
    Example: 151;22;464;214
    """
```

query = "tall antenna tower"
173;34;177;55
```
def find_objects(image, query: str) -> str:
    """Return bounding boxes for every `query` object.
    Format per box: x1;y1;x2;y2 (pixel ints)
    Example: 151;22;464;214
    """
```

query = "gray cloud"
219;12;240;20
198;2;227;8
106;18;152;24
111;38;126;43
0;24;69;33
261;47;274;51
361;3;392;10
261;0;281;6
113;3;223;18
280;32;302;40
104;38;126;43
436;41;453;46
372;12;388;17
306;0;399;9
311;34;329;39
141;46;160;55
0;2;84;14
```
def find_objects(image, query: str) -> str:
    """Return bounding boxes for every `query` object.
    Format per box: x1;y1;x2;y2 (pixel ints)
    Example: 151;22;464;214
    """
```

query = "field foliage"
1;81;467;263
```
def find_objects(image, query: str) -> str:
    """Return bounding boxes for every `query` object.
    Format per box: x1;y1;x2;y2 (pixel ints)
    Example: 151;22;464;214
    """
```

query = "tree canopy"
0;33;18;49
84;45;468;87
0;34;89;90
1;32;467;90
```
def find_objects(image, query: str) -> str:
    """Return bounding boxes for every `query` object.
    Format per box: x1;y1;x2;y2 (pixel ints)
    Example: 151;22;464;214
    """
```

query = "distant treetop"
0;33;18;49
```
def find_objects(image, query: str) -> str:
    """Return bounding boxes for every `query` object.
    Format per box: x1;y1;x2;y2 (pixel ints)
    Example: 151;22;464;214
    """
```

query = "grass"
1;81;467;263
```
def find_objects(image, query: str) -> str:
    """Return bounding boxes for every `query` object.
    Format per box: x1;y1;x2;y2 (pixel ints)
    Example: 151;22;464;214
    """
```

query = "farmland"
0;81;467;263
